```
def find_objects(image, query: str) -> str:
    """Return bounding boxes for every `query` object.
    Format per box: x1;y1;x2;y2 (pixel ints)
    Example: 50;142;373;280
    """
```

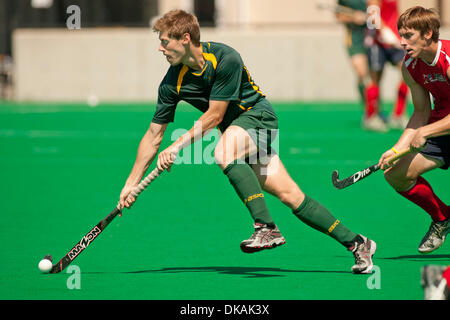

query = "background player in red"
364;0;409;131
379;6;450;253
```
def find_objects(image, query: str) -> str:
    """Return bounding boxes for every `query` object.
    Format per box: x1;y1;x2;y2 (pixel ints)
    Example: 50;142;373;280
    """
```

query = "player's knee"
214;146;237;169
384;169;400;186
384;169;417;191
213;147;225;168
277;189;303;208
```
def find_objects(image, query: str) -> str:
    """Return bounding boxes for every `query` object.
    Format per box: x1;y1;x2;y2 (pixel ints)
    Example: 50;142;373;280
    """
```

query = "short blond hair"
153;10;201;46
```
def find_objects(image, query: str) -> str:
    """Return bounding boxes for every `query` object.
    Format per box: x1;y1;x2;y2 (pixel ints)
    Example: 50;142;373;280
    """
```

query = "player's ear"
182;33;191;45
422;29;433;42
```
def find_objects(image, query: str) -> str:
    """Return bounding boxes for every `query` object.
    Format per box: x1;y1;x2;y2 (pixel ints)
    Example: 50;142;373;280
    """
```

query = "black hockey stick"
45;167;163;273
331;148;411;189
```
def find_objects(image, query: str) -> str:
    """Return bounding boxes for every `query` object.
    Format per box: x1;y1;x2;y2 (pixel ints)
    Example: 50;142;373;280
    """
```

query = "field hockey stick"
331;147;412;190
46;167;163;274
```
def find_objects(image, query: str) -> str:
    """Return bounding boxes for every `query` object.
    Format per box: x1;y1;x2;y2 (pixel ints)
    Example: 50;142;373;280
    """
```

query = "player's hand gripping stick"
331;147;412;189
47;167;164;274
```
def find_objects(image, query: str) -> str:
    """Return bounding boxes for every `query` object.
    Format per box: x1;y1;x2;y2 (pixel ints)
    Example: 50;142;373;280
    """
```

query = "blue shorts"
367;44;406;71
420;135;450;170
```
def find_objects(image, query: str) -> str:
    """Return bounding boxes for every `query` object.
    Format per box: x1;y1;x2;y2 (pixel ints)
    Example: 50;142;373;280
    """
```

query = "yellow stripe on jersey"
192;44;217;76
177;65;189;94
243;66;263;95
238;102;253;112
191;53;217;76
202;52;217;70
191;63;208;76
346;29;352;47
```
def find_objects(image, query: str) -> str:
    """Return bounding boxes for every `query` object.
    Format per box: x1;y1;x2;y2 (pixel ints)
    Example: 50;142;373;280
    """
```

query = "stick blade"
331;163;380;190
50;260;62;274
331;170;345;189
331;170;339;183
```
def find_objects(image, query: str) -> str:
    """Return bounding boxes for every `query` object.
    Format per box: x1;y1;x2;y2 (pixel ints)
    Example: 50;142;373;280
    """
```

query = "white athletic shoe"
240;223;286;253
362;115;388;132
418;219;450;254
388;114;409;130
350;235;377;274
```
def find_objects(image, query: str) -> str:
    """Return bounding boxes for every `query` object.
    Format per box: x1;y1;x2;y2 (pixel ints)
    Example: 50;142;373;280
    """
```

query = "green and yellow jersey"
152;41;272;132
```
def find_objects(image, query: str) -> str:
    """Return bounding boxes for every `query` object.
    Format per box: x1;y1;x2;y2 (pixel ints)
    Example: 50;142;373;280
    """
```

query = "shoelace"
427;222;445;240
353;242;367;264
250;226;264;240
254;226;276;243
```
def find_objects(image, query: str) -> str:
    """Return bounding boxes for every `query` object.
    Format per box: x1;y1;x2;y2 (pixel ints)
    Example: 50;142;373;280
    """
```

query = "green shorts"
229;98;278;155
346;28;366;57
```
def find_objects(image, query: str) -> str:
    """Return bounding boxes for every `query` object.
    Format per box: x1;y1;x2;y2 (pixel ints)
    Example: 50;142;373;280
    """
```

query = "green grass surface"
0;100;448;300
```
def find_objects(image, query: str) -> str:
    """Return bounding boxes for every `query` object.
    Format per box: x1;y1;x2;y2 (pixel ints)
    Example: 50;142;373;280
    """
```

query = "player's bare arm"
157;100;229;172
120;122;167;209
379;62;431;169
410;114;450;150
335;10;366;26
409;65;450;149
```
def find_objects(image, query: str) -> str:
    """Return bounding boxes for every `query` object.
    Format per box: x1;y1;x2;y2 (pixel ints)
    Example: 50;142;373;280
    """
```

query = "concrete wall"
159;0;448;28
12;0;450;103
14;28;157;102
13;26;450;103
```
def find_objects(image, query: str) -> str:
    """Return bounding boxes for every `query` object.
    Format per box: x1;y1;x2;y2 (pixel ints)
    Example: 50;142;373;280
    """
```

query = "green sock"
293;195;358;248
223;163;274;227
358;82;366;106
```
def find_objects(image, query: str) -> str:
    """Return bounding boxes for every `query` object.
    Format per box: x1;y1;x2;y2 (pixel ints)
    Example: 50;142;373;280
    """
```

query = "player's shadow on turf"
379;254;450;261
124;266;349;278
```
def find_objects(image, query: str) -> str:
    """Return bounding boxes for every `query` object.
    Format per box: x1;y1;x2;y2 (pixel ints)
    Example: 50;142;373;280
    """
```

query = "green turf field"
0;100;448;300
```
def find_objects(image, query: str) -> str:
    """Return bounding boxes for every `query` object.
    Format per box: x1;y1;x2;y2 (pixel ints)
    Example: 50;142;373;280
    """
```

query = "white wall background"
12;0;450;103
13;26;450;103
